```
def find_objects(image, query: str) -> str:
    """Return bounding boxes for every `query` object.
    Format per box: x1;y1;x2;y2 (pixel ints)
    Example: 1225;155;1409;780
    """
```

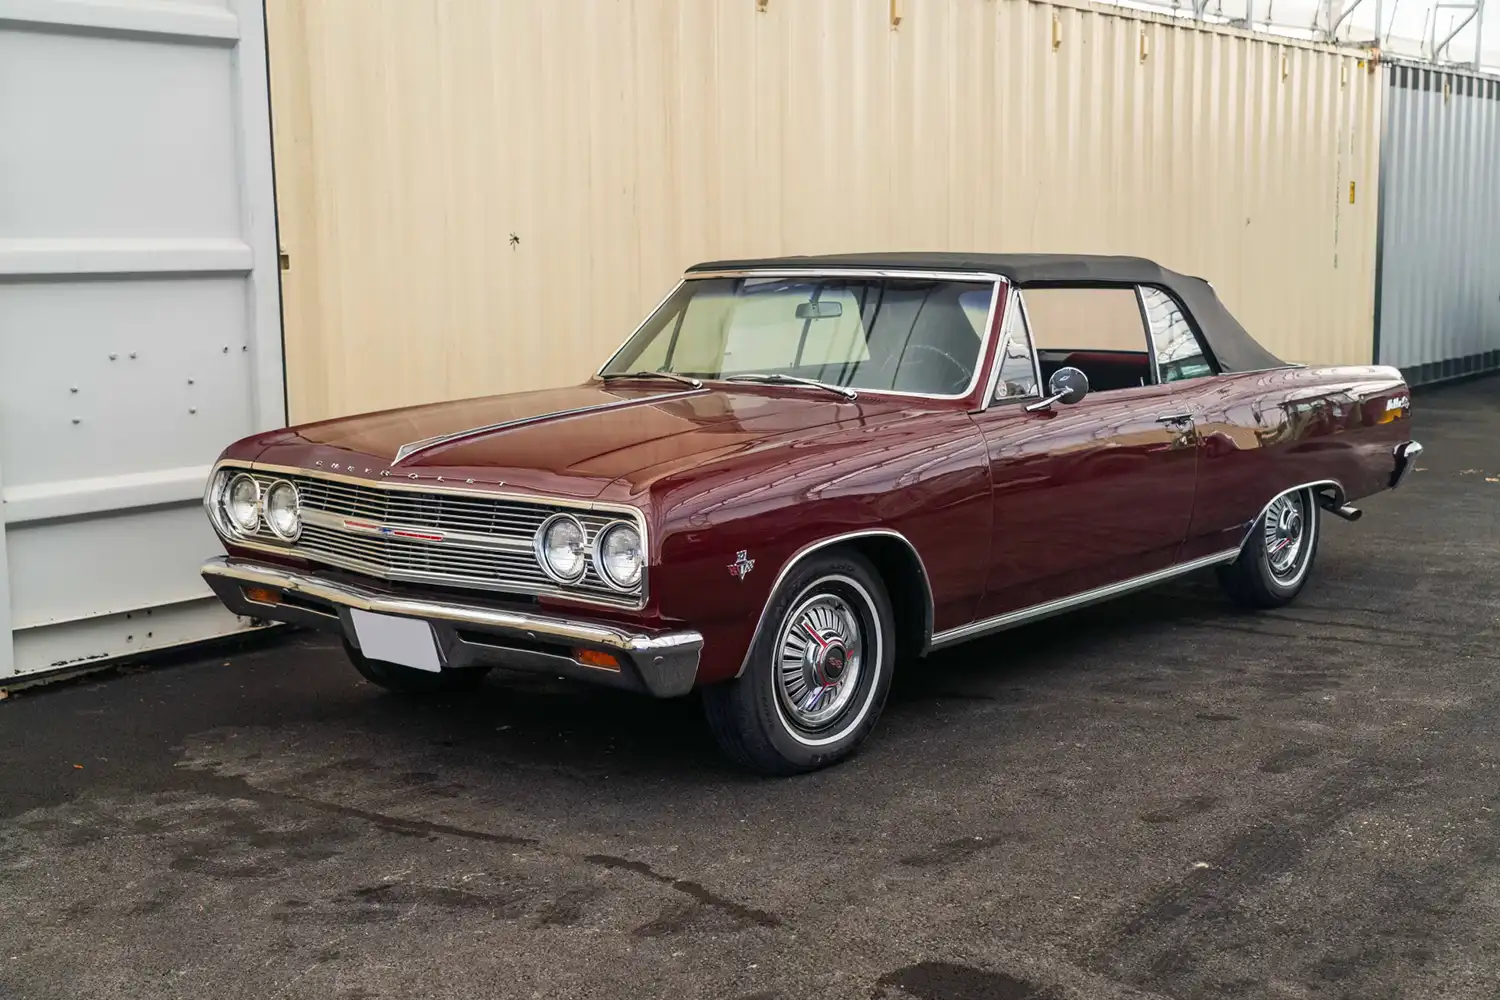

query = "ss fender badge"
728;550;755;581
1386;395;1410;411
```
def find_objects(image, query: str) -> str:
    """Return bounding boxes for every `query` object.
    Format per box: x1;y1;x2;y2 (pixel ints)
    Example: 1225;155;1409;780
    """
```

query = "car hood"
247;382;915;500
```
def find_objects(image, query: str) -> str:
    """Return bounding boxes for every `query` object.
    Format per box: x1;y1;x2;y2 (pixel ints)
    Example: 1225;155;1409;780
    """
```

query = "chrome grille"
227;469;641;606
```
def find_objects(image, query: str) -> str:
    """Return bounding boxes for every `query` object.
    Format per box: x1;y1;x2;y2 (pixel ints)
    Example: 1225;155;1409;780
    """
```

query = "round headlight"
594;522;643;590
264;480;301;541
223;474;260;534
535;514;588;583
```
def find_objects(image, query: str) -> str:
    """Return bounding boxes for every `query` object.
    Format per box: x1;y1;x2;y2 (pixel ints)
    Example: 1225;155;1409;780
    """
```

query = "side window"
1140;287;1214;382
1019;286;1152;393
993;297;1039;400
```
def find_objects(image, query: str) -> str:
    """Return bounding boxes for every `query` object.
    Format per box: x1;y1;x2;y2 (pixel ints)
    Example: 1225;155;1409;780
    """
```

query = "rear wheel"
1218;487;1321;609
703;549;895;775
342;638;489;695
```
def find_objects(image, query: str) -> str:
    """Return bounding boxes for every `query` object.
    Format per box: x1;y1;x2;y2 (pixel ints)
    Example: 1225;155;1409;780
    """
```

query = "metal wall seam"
1376;58;1500;385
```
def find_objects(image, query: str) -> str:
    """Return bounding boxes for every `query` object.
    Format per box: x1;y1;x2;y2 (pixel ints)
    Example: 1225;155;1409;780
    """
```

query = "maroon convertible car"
202;253;1420;773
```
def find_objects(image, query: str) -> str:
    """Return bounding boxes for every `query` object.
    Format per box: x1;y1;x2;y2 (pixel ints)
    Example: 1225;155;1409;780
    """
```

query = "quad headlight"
264;480;302;541
593;521;644;591
223;473;261;534
535;513;589;583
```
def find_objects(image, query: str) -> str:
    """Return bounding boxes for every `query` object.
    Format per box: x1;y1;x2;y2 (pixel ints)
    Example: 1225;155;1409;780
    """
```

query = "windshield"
600;276;998;397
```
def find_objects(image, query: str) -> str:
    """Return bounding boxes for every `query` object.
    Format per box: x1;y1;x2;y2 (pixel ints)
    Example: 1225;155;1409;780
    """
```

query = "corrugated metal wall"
1375;60;1500;386
267;0;1381;423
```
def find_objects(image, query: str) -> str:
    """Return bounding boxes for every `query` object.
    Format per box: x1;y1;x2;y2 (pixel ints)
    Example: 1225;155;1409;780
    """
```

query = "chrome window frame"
205;459;651;611
596;268;1009;403
979;286;1046;410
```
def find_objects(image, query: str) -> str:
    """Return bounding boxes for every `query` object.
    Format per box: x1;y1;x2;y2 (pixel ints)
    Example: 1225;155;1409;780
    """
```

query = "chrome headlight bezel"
533;512;589;584
222;472;261;536
263;480;302;542
592;520;644;592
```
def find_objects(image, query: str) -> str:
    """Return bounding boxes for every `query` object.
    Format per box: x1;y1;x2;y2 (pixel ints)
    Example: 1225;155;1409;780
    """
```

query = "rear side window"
1140;287;1214;382
1019;287;1151;393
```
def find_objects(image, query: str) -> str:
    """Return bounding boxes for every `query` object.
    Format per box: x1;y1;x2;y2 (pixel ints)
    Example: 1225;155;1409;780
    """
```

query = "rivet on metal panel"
242;345;248;352
71;418;80;425
222;346;229;353
755;0;766;10
188;378;195;385
1052;14;1062;49
889;0;900;28
109;353;117;361
69;386;77;393
129;352;137;359
1139;29;1149;62
189;408;198;414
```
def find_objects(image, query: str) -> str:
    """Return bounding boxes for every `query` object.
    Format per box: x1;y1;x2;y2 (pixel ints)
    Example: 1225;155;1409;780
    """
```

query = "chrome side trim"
392;388;706;464
928;549;1241;650
735;529;936;678
1391;440;1423;489
1237;480;1345;552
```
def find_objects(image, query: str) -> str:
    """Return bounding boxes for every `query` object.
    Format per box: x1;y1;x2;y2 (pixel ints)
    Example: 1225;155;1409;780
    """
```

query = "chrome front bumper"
1391;440;1424;489
201;557;702;697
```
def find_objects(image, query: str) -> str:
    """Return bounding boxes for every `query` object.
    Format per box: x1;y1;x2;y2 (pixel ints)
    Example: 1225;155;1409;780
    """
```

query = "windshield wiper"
723;373;858;400
599;370;703;389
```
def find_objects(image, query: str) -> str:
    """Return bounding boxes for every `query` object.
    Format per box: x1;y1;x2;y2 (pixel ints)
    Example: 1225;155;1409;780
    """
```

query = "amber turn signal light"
243;586;282;605
574;648;620;671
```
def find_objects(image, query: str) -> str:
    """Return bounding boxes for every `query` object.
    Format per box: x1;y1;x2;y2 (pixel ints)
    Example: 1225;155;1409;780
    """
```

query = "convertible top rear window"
604;276;997;397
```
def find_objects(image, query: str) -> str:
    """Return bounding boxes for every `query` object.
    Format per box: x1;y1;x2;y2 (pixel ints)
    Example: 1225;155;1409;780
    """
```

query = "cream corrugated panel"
267;0;1381;423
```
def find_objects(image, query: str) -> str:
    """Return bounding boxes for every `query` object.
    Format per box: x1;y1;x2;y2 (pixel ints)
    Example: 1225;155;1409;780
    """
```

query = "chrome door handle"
1156;413;1193;424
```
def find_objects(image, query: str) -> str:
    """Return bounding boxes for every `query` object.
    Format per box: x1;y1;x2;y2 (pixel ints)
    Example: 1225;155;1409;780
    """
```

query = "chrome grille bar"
218;466;644;608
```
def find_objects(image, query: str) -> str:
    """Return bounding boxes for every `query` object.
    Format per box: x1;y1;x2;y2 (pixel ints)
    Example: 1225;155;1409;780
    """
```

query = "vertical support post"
1474;0;1486;67
232;0;288;434
1374;0;1383;47
0;456;14;680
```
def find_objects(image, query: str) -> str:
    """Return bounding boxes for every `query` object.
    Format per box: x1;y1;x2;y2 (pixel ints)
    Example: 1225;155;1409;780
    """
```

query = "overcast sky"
1120;0;1498;71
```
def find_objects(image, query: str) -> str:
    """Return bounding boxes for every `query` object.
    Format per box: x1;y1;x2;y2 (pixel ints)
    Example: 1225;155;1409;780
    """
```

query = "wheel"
702;549;895;775
342;638;489;695
1217;487;1321;609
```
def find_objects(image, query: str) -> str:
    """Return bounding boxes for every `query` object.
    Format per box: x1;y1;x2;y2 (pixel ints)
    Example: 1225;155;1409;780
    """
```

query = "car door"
968;285;1202;623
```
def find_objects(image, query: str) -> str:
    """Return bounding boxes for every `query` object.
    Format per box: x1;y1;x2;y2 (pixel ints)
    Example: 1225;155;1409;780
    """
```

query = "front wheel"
1217;487;1321;609
703;549;895;775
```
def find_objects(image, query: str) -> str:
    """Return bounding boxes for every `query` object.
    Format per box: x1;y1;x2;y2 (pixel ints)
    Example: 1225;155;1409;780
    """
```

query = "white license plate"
350;610;441;672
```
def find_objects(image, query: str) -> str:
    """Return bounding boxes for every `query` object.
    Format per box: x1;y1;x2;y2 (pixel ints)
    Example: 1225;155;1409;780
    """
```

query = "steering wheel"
902;343;974;395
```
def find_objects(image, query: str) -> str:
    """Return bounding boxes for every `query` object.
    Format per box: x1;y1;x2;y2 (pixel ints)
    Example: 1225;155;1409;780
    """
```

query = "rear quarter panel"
1183;364;1412;559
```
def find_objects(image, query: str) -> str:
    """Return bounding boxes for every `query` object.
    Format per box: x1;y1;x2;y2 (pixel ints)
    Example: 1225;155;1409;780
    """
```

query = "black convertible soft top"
687;252;1287;374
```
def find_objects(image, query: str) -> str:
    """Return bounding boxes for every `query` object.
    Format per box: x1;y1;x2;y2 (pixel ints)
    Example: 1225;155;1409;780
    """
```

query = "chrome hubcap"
1264;492;1308;578
776;593;864;731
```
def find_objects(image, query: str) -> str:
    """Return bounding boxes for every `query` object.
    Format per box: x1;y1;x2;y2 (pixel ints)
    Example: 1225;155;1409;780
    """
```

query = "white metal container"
1375;59;1500;385
0;0;284;678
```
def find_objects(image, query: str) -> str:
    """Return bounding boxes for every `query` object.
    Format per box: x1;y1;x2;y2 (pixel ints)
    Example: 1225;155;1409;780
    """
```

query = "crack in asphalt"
165;762;784;932
582;853;782;928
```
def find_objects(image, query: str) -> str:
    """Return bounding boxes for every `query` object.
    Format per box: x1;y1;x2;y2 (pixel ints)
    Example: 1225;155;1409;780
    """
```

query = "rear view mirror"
795;301;843;320
1048;366;1089;404
1025;366;1090;412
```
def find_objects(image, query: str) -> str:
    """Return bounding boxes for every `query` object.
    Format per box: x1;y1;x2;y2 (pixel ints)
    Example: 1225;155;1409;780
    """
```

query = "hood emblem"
343;519;445;543
728;550;756;581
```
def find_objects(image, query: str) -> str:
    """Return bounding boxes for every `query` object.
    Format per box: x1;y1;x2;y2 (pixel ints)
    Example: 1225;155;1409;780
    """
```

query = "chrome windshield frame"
596;268;1008;403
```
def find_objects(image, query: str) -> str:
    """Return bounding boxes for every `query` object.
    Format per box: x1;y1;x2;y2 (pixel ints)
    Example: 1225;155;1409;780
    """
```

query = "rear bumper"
1391;440;1423;489
200;557;702;697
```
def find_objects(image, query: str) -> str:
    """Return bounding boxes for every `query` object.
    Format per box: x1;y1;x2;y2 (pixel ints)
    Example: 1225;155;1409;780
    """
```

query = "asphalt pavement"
2;376;1497;1000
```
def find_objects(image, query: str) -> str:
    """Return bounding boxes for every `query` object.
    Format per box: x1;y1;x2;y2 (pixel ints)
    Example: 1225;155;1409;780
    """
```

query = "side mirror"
1025;366;1090;412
